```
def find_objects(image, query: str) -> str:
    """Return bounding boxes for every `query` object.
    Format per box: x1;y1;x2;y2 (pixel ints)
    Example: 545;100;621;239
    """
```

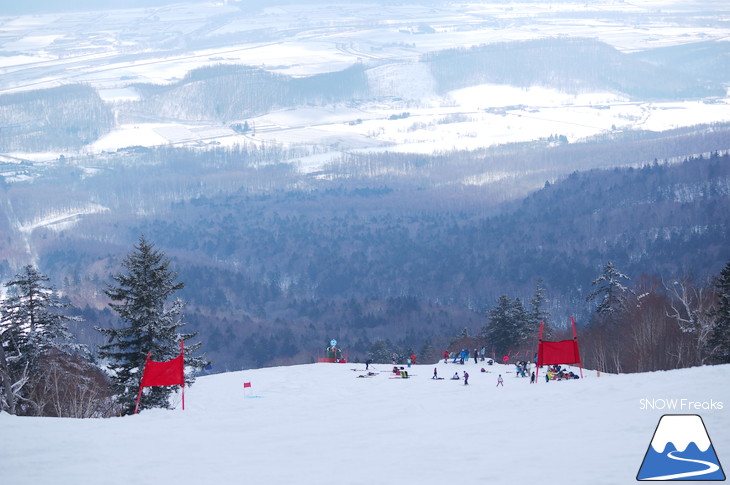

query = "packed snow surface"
1;362;728;485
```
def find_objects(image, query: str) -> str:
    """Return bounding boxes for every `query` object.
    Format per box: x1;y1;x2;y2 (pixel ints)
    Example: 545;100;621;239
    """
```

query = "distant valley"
0;0;729;369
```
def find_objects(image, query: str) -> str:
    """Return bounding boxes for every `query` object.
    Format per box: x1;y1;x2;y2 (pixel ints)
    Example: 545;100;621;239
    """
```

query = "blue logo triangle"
637;414;726;481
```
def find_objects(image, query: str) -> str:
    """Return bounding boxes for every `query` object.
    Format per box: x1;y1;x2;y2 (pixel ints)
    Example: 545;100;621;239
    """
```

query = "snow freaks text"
639;399;724;411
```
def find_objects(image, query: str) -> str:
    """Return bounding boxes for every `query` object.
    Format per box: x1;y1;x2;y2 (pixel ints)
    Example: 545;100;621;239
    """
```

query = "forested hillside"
0;85;113;151
632;40;730;85
1;135;726;369
424;38;725;99
128;64;370;123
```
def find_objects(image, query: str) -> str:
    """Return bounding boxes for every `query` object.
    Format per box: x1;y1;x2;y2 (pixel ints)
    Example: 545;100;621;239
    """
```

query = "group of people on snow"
545;365;579;381
392;352;418;367
384;361;584;387
372;349;578;386
392;366;409;378
514;361;531;378
445;370;470;385
444;347;489;365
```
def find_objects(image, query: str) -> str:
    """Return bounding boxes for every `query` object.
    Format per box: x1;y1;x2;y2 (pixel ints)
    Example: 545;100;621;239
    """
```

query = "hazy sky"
3;0;197;15
2;0;450;16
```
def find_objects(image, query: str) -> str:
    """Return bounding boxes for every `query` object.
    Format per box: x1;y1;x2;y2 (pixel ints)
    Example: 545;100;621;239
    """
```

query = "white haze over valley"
1;0;729;172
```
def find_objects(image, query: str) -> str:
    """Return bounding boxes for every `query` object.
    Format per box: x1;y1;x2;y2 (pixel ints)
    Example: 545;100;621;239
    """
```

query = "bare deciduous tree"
665;276;717;366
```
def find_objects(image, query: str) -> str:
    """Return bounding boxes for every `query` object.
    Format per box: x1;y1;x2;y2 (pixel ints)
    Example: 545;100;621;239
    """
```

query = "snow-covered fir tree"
482;295;530;356
586;261;632;315
529;279;550;330
0;265;86;415
709;260;730;363
97;236;205;414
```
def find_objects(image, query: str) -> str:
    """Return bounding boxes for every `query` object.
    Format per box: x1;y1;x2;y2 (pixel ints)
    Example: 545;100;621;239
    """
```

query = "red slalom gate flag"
244;382;252;388
141;354;184;387
135;341;186;414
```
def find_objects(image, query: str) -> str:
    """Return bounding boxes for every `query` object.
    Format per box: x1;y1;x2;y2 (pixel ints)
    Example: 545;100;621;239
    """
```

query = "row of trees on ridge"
2;238;729;417
365;261;730;375
0;236;205;417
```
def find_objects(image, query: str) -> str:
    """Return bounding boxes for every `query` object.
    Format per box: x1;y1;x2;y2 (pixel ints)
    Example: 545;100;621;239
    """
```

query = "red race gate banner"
536;317;583;381
141;354;184;387
538;340;581;366
135;341;185;414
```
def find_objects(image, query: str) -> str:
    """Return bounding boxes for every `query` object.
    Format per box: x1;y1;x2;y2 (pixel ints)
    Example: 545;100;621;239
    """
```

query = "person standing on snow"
473;349;478;364
496;374;504;386
463;371;469;385
443;350;449;364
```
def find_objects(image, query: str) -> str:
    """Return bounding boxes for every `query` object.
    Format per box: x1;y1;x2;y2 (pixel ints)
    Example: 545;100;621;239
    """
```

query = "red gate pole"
571;317;583;379
134;352;151;414
536;322;543;384
180;340;185;411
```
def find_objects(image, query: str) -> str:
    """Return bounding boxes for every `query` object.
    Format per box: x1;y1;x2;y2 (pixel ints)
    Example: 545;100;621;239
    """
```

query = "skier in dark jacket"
463;371;469;385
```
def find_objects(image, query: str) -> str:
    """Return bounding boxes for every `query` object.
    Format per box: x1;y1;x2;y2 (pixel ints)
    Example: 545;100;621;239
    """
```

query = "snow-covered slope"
2;362;728;485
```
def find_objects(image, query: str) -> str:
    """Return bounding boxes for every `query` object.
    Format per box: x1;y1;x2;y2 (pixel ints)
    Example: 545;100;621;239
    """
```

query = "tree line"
1;141;728;371
580;261;730;373
2;241;728;418
366;261;730;377
0;84;113;151
0;236;205;417
423;37;725;99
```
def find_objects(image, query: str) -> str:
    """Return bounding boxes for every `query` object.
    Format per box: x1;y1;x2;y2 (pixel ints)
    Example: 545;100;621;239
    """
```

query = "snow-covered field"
2;362;728;485
2;0;730;167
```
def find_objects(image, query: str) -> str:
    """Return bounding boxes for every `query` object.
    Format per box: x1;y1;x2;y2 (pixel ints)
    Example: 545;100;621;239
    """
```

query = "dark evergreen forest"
1;129;727;370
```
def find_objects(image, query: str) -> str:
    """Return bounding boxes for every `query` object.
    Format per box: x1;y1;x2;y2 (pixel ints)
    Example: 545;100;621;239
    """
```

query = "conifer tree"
368;339;392;364
482;295;530;355
0;265;85;415
98;236;205;414
708;261;730;363
529;279;550;327
586;261;632;315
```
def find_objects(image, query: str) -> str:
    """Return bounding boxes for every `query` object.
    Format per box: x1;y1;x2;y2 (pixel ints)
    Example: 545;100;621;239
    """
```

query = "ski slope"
1;362;728;485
